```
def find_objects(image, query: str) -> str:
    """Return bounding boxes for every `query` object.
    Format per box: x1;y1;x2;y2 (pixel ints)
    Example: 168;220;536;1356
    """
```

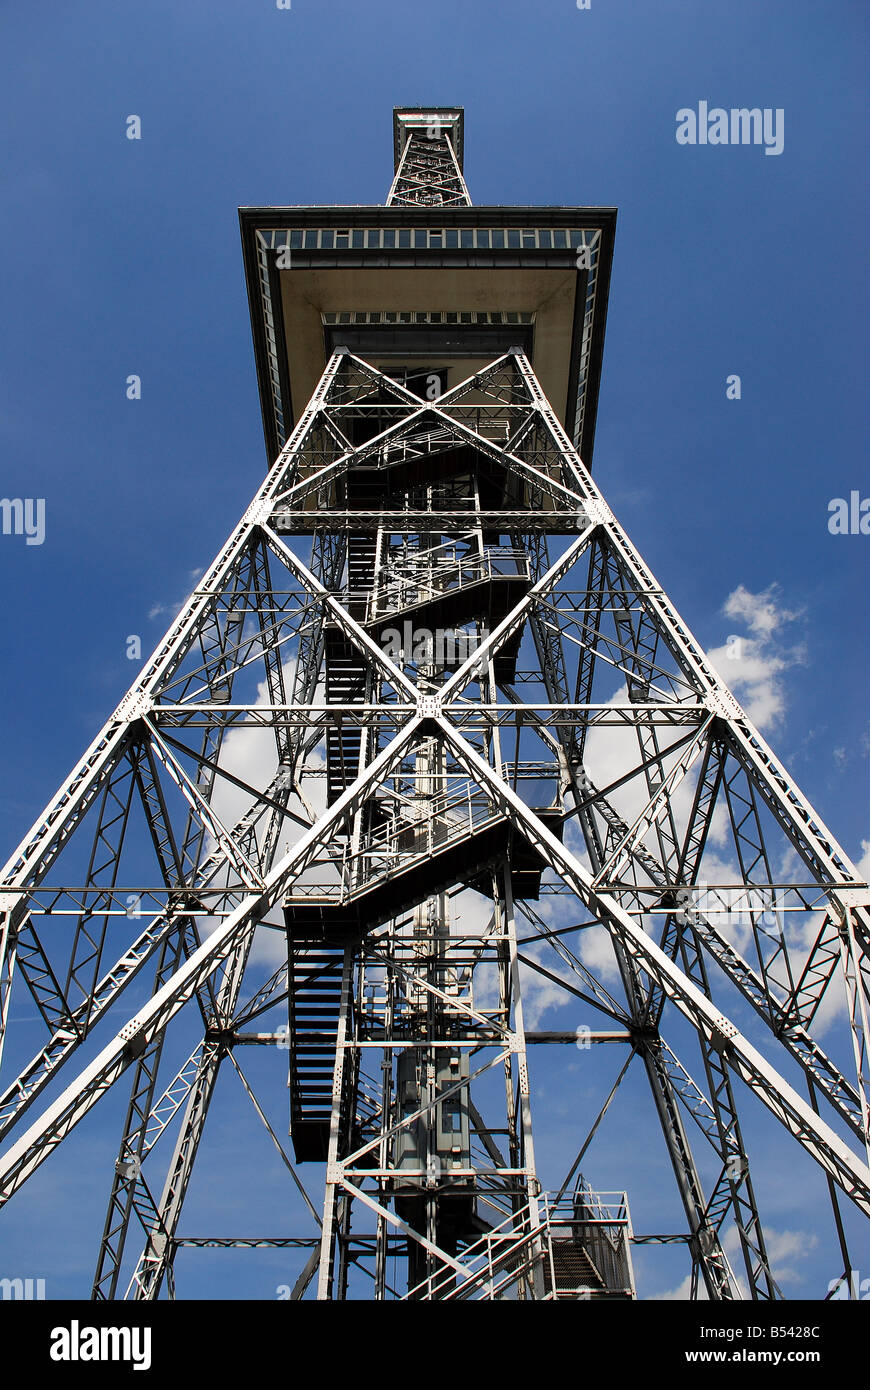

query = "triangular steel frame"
0;347;867;1301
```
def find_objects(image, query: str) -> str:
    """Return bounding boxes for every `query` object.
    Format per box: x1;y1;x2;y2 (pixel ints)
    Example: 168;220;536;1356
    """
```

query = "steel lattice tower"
0;107;868;1302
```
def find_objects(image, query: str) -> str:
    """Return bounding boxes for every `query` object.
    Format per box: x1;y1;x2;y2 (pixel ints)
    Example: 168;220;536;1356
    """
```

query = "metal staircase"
287;940;345;1162
285;767;564;938
324;629;367;806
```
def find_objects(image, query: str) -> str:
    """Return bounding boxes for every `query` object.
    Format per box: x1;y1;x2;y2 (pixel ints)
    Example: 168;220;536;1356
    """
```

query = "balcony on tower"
240;105;616;471
399;1182;636;1301
542;1183;636;1300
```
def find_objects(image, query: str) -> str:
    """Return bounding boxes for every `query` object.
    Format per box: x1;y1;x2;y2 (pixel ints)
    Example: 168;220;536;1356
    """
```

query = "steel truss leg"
127;931;253;1299
522;566;740;1296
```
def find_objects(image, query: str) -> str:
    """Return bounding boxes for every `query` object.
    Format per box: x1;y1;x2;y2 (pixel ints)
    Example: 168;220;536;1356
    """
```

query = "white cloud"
579;680;707;870
198;656;324;969
708;582;805;731
579;925;621;984
653;1224;819;1299
722;583;801;639
765;1228;819;1284
518;961;578;1029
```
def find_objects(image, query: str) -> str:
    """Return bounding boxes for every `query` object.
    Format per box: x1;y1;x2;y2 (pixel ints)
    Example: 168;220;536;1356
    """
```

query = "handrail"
332;545;531;623
400;1189;634;1301
285;761;563;902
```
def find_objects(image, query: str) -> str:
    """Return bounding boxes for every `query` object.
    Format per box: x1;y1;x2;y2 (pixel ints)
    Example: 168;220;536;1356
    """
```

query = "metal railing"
335;546;529;624
401;1186;634;1301
542;1185;634;1300
284;762;561;904
346;781;500;893
403;1202;547;1302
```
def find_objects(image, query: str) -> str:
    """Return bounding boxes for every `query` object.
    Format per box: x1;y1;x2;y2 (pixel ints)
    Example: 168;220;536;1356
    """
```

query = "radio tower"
0;108;867;1302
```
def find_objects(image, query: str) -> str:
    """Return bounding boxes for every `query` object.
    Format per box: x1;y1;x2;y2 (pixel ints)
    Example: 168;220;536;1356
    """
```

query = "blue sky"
0;0;867;1301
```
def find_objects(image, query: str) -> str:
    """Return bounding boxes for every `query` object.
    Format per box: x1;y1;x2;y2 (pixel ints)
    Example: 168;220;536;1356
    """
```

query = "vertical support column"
500;864;545;1299
841;908;870;1168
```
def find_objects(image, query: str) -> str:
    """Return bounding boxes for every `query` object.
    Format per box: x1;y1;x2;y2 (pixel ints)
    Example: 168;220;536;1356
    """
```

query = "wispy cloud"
651;1272;706;1301
652;1224;819;1299
724;1223;818;1287
148;566;205;621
